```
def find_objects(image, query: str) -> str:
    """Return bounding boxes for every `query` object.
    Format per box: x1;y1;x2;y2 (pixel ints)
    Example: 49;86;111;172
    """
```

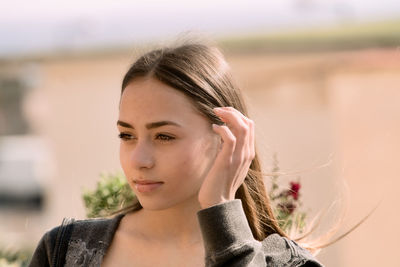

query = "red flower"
288;181;301;200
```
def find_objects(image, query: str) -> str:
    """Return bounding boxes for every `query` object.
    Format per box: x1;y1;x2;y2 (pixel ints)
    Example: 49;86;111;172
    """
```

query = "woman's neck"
122;196;204;248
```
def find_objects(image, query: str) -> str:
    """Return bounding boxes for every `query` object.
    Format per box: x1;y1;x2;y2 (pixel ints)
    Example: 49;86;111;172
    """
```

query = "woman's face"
118;77;220;210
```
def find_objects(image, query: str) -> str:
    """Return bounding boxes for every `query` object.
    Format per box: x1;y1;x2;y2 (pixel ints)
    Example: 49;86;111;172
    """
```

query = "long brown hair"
118;41;286;239
114;40;367;254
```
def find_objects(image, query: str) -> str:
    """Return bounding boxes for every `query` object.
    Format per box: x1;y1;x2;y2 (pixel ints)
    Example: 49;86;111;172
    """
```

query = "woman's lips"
134;180;164;193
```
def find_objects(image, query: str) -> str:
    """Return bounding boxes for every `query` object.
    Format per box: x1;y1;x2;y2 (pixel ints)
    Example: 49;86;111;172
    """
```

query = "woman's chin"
137;195;199;211
137;198;173;211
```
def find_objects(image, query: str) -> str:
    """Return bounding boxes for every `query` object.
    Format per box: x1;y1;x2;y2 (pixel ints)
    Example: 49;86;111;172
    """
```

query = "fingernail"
212;124;219;129
213;107;223;112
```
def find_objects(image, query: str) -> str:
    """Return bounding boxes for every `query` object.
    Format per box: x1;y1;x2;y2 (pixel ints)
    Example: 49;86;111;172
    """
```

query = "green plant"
82;171;135;218
268;153;307;234
0;247;31;267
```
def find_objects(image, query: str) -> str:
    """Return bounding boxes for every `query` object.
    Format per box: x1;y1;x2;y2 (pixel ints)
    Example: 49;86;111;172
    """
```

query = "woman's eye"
156;134;175;142
118;133;174;143
118;133;135;141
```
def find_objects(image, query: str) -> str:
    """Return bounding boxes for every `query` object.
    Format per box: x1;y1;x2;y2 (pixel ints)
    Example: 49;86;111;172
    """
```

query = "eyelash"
118;133;175;143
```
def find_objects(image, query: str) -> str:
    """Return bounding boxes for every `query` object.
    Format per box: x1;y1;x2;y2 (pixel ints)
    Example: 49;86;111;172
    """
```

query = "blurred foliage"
0;247;31;267
82;172;135;218
83;154;308;234
221;18;400;52
269;153;307;234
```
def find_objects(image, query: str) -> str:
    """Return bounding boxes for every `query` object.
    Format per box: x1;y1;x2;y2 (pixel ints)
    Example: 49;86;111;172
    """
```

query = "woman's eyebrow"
116;120;182;129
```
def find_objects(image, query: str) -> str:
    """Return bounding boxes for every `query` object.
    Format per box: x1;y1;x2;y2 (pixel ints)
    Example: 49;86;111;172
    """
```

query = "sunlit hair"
114;38;369;255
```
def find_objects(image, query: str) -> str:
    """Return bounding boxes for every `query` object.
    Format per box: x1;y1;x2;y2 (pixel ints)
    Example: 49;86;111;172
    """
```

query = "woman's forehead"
121;79;194;110
119;78;206;127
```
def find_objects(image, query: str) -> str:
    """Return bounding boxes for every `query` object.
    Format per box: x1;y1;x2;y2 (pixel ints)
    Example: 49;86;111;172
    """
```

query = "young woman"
29;42;324;266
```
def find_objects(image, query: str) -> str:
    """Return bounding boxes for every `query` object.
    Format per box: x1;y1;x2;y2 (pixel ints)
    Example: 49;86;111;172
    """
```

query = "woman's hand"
198;106;255;209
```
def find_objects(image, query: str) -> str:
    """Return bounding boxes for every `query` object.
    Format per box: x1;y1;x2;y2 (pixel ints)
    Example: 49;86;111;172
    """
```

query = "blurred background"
1;0;400;266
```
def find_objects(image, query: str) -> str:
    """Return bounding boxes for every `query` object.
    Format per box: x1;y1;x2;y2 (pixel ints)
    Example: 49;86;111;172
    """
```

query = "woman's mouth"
134;180;164;193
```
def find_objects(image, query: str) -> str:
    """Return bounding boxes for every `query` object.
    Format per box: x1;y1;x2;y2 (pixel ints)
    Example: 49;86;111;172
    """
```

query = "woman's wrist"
199;197;234;209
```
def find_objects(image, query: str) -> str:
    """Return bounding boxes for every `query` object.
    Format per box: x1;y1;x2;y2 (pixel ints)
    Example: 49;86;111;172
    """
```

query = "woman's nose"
130;141;155;170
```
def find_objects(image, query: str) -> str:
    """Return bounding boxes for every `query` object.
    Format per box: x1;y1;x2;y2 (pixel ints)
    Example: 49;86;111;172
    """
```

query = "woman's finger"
221;106;251;126
248;119;255;160
213;108;249;153
212;124;236;165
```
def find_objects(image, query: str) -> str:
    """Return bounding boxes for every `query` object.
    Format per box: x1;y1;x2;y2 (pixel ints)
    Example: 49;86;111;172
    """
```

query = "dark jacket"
29;200;324;266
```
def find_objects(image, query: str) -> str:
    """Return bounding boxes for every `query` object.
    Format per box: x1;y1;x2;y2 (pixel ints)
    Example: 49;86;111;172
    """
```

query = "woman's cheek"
119;146;126;170
166;141;198;175
171;146;194;171
181;140;211;178
120;147;130;171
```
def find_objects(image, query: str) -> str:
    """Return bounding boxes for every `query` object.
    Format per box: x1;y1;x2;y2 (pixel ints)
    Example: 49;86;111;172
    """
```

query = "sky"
1;0;400;57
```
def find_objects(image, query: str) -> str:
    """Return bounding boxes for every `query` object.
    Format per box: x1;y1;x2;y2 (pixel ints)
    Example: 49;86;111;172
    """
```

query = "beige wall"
1;48;399;266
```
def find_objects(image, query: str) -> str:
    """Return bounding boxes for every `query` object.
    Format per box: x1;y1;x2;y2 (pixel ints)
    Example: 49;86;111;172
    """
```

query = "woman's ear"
211;130;223;151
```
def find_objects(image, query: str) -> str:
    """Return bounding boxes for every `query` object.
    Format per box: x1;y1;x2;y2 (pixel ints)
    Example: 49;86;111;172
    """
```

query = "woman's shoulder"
69;214;125;235
63;214;125;266
44;213;125;243
29;214;125;267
